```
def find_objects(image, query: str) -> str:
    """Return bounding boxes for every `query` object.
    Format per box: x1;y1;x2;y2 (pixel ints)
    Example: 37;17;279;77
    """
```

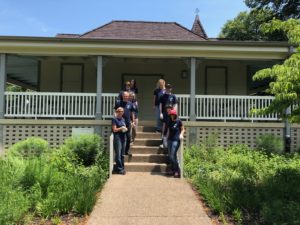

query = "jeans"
167;139;180;173
113;135;126;172
125;123;132;154
155;106;162;131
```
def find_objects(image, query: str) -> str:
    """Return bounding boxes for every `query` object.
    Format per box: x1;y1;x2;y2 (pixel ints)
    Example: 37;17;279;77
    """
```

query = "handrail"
109;133;114;178
179;137;184;179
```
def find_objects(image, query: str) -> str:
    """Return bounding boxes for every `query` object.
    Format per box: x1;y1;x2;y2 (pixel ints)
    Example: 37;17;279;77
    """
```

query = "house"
0;15;299;152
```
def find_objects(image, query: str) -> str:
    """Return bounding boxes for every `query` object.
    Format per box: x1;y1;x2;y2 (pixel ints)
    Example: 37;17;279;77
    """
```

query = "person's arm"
173;94;178;111
153;95;156;110
179;122;184;139
112;124;122;133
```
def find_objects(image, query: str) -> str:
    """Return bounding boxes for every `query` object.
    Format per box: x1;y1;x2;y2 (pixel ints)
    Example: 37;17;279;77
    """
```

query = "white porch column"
95;56;103;120
95;56;103;135
190;57;196;121
0;54;7;153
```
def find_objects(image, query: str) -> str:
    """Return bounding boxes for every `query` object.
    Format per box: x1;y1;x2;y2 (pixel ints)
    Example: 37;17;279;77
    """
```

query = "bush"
64;134;103;167
255;134;284;154
0;134;109;224
8;137;49;158
184;142;300;225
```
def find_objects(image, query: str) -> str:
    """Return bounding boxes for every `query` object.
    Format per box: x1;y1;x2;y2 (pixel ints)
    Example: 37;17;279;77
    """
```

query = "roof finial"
195;8;200;15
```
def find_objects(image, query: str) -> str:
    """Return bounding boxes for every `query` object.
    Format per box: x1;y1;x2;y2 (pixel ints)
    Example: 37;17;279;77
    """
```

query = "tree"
245;0;300;20
253;19;300;123
219;9;286;41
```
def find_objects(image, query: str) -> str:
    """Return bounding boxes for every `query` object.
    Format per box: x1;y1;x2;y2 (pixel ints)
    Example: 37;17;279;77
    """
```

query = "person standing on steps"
118;81;132;100
129;92;138;142
166;109;184;178
159;83;177;145
114;91;135;155
130;79;138;95
153;79;166;132
111;107;127;175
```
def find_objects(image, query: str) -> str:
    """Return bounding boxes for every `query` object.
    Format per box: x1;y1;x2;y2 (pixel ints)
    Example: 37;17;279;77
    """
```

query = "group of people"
111;78;184;178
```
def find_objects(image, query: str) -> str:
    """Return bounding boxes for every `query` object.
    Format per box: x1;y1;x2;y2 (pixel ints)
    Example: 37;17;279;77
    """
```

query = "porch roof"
0;35;293;60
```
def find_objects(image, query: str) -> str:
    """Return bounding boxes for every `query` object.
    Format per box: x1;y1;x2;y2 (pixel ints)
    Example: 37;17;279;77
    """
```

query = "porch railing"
177;94;278;121
4;92;278;121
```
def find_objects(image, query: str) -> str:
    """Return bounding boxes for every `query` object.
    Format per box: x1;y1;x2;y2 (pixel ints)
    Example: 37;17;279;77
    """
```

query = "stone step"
136;126;156;132
125;154;168;163
125;162;167;173
130;146;167;154
133;138;161;146
135;132;161;139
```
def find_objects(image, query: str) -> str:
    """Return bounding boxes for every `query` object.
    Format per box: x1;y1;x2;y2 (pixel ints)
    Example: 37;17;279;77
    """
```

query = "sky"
0;0;248;38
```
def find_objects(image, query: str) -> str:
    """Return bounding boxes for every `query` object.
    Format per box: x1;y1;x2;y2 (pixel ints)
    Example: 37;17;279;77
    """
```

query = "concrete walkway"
87;172;213;225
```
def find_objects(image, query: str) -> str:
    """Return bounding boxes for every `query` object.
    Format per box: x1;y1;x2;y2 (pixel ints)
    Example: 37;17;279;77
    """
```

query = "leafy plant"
64;134;103;167
8;137;49;158
256;134;284;154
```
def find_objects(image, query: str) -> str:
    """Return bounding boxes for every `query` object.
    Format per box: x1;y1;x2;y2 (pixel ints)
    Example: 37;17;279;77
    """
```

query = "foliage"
7;137;49;158
0;134;108;224
219;9;286;41
256;134;284;154
253;19;300;123
184;140;300;224
64;134;104;167
6;83;25;92
245;0;300;20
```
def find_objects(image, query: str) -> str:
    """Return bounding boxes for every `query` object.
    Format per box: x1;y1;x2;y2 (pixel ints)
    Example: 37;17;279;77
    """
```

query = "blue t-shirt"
153;88;165;106
159;93;177;113
132;100;138;118
167;119;183;141
114;100;134;126
112;117;126;139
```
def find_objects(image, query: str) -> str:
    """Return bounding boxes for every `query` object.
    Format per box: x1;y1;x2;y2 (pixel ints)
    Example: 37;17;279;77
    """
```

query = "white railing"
177;95;278;121
5;92;279;121
5;92;97;119
196;95;278;121
102;93;118;119
176;94;190;120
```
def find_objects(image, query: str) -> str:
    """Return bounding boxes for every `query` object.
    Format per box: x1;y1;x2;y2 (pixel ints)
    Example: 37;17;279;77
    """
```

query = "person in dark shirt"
129;92;138;142
111;107;128;175
153;79;165;132
118;81;132;100
159;83;177;140
114;91;135;155
130;79;138;95
167;109;184;178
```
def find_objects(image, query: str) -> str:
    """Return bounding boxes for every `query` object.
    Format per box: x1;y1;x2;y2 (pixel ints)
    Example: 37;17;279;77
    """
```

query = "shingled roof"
56;19;208;41
191;15;207;39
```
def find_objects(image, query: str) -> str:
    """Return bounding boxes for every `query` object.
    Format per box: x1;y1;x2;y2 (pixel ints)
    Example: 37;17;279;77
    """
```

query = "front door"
123;74;162;120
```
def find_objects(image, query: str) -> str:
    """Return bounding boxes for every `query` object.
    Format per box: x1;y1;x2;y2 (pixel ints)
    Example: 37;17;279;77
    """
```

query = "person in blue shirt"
159;83;177;140
129;92;138;142
114;91;135;155
167;109;184;178
153;79;166;132
111;107;128;175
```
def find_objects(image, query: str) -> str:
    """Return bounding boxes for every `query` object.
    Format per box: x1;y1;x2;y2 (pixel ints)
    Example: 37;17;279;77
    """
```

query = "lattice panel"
3;125;110;150
101;125;111;150
194;126;284;148
291;127;300;152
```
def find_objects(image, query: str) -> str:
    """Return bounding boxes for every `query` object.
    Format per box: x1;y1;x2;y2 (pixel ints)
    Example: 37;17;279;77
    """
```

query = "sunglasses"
116;111;124;113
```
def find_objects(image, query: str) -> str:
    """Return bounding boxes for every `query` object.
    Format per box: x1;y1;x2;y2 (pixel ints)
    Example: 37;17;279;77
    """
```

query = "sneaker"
119;170;126;175
174;171;180;178
159;144;164;149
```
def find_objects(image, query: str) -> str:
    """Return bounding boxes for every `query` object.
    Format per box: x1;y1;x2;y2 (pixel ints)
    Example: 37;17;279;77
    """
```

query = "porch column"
0;54;6;153
189;57;197;145
190;57;196;121
95;56;103;135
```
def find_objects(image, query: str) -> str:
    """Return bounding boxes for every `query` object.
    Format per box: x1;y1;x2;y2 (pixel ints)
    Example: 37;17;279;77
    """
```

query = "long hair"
156;79;165;89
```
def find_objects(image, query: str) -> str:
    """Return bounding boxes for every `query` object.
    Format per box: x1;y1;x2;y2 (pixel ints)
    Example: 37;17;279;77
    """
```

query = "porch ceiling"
0;36;292;60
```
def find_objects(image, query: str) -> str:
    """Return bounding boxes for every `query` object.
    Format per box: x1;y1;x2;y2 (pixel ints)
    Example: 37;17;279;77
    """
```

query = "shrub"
184;142;300;224
64;134;103;167
255;134;284;154
8;137;49;158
